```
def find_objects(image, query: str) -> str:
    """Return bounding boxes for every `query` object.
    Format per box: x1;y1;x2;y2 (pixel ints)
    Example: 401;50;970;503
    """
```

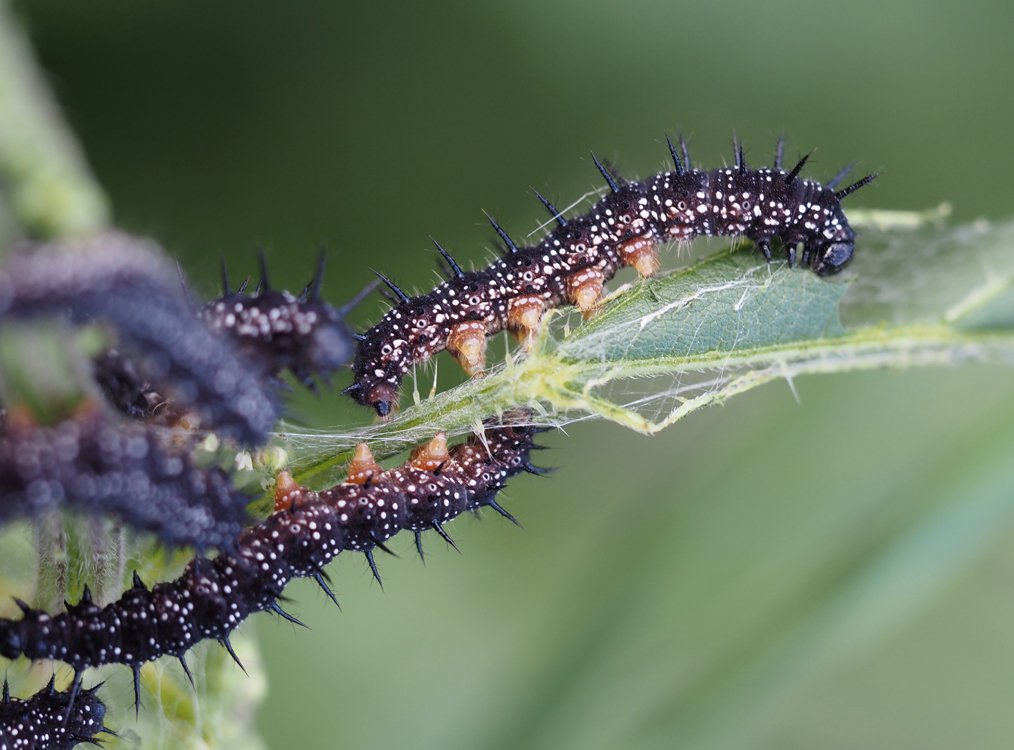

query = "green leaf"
554;247;846;363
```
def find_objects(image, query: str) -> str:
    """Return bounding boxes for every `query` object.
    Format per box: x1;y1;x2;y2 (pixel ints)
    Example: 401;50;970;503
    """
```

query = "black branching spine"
0;678;109;750
350;137;876;415
0;413;543;709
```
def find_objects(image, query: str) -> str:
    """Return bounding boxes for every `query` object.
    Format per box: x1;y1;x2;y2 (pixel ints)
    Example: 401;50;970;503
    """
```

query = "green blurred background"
12;0;1014;747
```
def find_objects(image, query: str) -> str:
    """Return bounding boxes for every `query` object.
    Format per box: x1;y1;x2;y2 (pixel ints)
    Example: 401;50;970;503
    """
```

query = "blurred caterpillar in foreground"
0;406;252;551
0;238;366;550
0;233;278;445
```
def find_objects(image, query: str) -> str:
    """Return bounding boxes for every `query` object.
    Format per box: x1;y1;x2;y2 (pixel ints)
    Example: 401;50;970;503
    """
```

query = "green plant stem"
285;322;1014;488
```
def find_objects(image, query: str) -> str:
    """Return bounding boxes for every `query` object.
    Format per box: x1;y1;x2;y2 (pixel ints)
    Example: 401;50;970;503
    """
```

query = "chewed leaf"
555;247;847;364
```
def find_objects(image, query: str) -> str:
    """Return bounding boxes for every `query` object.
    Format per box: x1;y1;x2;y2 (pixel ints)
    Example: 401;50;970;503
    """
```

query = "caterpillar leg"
409;433;450;471
802;244;820;268
276;442;383;513
274;471;300;512
447;321;487;377
619;235;660;278
566;268;606;318
507;296;545;347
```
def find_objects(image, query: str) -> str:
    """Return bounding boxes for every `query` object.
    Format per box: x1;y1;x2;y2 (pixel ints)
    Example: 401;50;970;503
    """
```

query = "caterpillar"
90;251;363;433
0;678;109;750
0;406;251;551
348;135;876;415
0;412;545;712
199;253;360;391
92;253;361;427
0;232;279;445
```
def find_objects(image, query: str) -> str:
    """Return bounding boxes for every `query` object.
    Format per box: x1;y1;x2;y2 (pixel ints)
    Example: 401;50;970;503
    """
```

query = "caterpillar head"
812;240;854;276
812;171;877;276
810;199;857;276
365;382;398;417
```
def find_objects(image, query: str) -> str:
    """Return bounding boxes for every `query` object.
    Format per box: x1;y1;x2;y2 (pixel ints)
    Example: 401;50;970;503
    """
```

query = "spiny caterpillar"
0;678;109;750
199;253;362;392
91;251;361;429
348;135;876;415
0;407;252;552
0;412;545;713
0;232;278;445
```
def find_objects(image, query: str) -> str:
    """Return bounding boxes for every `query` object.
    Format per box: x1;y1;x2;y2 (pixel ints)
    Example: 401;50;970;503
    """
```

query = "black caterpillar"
0;413;544;711
0;678;109;750
0;236;368;552
0;407;251;551
348;136;876;415
0;232;278;445
89;251;361;430
198;254;361;391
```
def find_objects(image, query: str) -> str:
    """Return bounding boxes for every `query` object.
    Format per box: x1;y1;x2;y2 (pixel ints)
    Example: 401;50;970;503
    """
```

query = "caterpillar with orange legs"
348;135;875;416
